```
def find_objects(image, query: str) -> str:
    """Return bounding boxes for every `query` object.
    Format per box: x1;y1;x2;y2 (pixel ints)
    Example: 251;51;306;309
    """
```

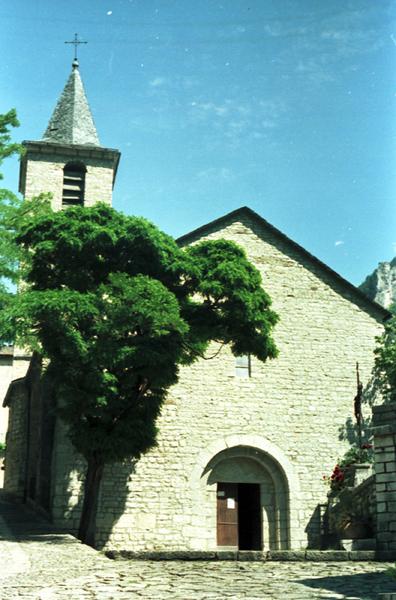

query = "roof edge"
177;206;391;323
21;140;120;156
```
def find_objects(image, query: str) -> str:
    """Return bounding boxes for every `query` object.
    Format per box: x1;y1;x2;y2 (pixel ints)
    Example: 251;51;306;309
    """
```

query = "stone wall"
49;215;385;551
372;403;396;554
0;349;31;465
353;475;376;535
327;473;376;541
0;350;13;445
21;147;117;209
3;379;28;498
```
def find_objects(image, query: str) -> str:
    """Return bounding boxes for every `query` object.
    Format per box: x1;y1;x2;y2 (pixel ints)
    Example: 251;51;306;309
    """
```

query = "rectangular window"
235;354;251;378
62;163;86;207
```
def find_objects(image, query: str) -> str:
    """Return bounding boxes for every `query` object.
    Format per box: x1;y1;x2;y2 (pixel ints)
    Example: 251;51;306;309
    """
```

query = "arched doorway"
203;445;290;550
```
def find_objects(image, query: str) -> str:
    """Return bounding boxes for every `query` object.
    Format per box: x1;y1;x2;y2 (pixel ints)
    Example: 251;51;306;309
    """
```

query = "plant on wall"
374;316;396;403
323;444;374;493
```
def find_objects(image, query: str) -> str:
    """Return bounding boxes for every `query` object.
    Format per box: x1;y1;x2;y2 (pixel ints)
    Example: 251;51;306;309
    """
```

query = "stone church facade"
2;61;389;552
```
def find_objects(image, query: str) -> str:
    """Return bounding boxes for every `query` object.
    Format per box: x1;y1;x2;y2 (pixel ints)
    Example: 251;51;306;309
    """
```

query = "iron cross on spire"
65;33;87;65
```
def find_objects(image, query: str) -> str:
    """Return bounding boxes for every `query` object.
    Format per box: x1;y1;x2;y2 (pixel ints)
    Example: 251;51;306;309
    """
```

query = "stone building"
2;61;390;552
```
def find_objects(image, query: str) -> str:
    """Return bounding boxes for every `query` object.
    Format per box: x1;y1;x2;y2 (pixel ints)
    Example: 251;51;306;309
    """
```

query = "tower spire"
19;50;120;208
42;59;100;146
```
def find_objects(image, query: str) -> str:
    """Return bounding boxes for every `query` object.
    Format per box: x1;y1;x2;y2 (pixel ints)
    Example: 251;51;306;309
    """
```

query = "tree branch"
182;341;225;360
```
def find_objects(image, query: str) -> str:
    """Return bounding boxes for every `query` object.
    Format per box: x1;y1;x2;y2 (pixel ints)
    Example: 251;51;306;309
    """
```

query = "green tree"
3;205;279;547
374;317;396;403
0;110;24;312
0;109;22;170
0;110;279;547
0;110;50;323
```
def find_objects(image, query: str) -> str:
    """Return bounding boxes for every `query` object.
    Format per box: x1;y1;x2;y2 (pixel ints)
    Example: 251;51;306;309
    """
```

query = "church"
1;59;389;552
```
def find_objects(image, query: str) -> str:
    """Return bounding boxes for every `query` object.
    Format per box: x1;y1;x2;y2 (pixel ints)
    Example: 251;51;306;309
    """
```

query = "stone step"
105;549;392;562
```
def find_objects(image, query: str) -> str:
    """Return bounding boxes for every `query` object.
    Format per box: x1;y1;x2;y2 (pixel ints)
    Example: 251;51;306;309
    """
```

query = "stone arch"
189;434;304;551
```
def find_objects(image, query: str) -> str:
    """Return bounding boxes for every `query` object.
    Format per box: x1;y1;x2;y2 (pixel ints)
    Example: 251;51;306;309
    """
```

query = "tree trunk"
78;455;105;547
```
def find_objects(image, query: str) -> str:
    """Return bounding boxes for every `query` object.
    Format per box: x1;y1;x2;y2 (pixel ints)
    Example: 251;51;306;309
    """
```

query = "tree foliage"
374;317;396;403
5;204;278;457
0;110;50;325
0;109;22;170
0;110;23;311
1;201;279;545
0;109;279;546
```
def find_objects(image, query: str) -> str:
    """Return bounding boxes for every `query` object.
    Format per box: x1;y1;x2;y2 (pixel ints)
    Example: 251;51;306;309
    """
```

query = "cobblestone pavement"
2;492;396;599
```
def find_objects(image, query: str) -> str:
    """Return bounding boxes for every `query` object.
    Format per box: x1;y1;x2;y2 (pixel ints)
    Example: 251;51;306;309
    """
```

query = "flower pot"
347;463;372;487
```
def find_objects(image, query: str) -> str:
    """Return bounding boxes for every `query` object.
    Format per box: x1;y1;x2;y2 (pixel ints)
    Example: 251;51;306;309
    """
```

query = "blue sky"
1;0;395;285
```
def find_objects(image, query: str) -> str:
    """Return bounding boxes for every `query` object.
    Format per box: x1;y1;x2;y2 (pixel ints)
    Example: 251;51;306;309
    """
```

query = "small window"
62;162;86;207
235;354;251;378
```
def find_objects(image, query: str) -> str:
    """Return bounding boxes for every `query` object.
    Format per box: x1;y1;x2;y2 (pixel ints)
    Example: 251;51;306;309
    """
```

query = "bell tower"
18;58;120;209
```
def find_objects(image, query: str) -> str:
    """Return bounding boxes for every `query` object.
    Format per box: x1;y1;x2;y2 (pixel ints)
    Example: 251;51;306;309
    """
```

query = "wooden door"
217;482;238;547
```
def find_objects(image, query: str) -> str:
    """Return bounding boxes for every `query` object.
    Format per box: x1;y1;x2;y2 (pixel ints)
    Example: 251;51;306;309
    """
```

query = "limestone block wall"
0;352;30;446
327;474;376;538
3;380;28;498
49;217;385;552
50;419;86;531
0;353;13;444
356;476;376;535
22;150;115;209
372;403;396;553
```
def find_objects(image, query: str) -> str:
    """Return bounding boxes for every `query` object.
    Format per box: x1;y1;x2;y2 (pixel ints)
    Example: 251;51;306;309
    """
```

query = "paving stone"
2;492;396;599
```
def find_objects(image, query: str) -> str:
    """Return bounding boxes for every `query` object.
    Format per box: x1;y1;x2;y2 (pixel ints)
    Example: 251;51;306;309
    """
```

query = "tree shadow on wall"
305;503;340;550
95;459;137;550
49;426;135;551
338;372;383;446
304;504;322;549
15;361;137;551
338;415;372;447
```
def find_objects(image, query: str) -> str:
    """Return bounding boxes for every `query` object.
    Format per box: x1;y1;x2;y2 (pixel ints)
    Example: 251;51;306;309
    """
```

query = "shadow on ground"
0;490;71;543
297;570;396;600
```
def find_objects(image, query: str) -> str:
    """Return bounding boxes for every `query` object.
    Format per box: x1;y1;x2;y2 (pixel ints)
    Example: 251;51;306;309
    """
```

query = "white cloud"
191;101;229;117
261;119;276;129
229;120;248;131
263;23;307;38
295;59;335;83
182;76;199;89
320;27;384;57
335;240;345;247
149;77;167;87
264;8;387;86
195;167;234;182
189;98;287;146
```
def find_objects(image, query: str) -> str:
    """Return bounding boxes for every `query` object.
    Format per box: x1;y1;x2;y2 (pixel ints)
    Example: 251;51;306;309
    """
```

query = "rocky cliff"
360;258;396;310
